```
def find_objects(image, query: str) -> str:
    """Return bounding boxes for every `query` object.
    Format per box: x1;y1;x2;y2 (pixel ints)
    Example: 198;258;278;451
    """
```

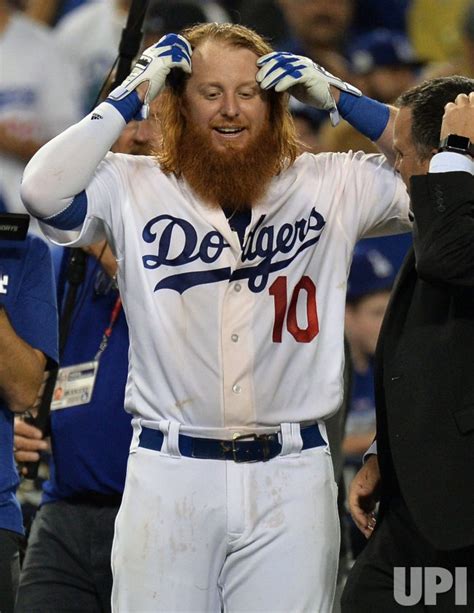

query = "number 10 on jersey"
269;275;319;343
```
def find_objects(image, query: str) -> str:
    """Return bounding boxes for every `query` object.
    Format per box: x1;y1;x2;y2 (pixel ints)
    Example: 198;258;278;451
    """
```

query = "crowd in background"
2;0;474;610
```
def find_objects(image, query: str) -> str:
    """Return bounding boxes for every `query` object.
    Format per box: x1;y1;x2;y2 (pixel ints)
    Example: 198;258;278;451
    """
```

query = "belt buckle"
231;432;273;463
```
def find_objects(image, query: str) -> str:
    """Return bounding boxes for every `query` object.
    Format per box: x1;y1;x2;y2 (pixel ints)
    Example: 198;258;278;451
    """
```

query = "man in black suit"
341;78;474;611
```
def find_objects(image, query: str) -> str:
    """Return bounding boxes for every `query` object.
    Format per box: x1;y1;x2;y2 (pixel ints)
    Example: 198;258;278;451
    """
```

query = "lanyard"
94;296;122;362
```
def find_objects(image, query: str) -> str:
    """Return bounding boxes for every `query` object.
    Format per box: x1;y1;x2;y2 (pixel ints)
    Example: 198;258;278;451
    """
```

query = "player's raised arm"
256;52;397;163
21;34;192;228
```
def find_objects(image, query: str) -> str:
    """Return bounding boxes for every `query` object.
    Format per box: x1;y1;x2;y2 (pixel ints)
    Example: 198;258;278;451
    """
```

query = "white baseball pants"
111;420;340;612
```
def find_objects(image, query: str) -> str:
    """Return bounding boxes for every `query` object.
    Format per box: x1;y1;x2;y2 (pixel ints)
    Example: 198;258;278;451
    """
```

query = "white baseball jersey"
55;0;126;115
40;149;410;438
0;13;81;220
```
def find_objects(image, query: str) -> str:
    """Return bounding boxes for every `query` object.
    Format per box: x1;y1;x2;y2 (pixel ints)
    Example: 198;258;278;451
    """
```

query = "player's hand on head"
109;33;192;114
256;52;361;126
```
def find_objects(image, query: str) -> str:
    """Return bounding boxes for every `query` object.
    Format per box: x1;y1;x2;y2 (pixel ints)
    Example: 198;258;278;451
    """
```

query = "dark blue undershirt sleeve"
41;190;88;230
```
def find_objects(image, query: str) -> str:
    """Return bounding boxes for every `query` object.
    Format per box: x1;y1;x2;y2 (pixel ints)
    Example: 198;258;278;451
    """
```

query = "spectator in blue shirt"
344;246;396;465
0;231;58;613
343;245;395;559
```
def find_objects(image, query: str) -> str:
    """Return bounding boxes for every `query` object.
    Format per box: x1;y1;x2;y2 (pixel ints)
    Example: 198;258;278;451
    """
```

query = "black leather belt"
138;424;326;463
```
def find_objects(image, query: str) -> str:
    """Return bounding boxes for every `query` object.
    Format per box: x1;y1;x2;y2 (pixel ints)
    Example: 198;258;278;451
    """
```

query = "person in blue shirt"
343;245;395;558
344;246;396;462
0;232;58;613
15;242;131;613
14;109;156;613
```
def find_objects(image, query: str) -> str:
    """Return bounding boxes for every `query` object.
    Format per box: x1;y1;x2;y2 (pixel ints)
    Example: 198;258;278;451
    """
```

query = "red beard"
178;119;280;212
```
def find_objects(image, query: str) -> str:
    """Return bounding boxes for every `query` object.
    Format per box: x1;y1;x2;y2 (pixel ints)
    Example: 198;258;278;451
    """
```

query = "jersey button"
232;384;242;394
234;283;242;292
231;334;239;343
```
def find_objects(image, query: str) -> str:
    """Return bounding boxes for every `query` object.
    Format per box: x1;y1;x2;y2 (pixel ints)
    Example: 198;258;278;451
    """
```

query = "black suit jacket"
374;171;474;551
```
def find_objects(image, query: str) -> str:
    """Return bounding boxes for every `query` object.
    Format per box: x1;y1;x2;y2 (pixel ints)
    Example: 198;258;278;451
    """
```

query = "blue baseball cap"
347;246;395;302
349;29;422;75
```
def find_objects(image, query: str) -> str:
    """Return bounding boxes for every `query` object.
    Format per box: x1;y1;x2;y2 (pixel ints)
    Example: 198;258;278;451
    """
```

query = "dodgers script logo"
142;208;326;294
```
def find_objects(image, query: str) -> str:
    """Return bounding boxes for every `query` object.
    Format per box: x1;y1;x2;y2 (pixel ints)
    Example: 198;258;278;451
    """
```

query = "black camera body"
0;213;30;241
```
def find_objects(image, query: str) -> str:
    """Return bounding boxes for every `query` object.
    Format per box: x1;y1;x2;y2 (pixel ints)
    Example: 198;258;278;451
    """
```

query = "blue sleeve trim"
104;90;143;122
41;190;88;230
337;92;390;142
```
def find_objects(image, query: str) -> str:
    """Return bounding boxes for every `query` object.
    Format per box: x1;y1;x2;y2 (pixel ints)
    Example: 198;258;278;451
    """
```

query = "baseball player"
21;23;410;612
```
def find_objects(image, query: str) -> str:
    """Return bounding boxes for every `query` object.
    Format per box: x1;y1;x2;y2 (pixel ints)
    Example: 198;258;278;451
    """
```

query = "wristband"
337;91;390;141
104;90;143;123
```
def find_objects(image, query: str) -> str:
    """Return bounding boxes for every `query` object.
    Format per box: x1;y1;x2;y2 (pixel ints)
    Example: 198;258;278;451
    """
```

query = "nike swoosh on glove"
256;52;361;126
108;33;192;118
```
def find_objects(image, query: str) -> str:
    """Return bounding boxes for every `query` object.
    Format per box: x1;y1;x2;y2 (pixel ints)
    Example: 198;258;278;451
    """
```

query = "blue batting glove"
108;33;192;119
256;52;361;126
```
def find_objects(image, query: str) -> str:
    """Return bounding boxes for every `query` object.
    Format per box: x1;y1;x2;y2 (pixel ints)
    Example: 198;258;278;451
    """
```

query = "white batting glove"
108;33;192;118
256;52;361;126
